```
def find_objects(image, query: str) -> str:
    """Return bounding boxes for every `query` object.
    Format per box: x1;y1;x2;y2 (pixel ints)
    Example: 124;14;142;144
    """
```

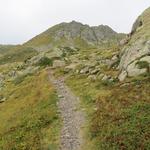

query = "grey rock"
75;69;80;74
53;60;66;68
119;36;130;46
108;55;119;68
0;73;5;80
0;98;6;103
98;73;105;80
118;8;150;80
0;79;4;88
118;71;127;82
65;63;78;72
80;67;89;74
140;55;150;64
88;75;97;81
101;75;110;81
127;61;147;77
90;69;100;75
111;55;118;61
119;39;150;80
8;71;16;78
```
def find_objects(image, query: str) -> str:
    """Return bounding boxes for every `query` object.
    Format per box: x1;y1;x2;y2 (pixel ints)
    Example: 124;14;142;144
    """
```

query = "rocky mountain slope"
24;21;124;51
0;7;150;150
118;7;150;81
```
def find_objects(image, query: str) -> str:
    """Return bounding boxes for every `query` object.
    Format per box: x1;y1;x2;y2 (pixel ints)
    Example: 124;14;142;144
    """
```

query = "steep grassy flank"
0;70;60;150
66;74;150;150
0;45;38;65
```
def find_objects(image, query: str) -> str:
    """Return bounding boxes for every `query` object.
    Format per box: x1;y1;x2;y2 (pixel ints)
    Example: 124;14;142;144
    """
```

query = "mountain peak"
25;21;124;50
70;20;82;24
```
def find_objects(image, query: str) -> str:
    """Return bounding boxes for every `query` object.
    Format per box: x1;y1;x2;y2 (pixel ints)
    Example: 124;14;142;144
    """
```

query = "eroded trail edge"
48;71;85;150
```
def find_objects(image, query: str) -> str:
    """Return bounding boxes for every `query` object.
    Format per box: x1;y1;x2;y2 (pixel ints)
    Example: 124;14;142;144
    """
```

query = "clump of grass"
13;73;33;85
136;60;150;73
37;57;53;67
0;70;60;150
101;80;114;86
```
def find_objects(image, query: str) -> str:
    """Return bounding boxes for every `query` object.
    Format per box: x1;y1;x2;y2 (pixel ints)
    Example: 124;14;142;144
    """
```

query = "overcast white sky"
0;0;150;44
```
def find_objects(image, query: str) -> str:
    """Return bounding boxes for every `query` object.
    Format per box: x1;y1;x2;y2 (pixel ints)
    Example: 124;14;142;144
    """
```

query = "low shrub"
136;60;150;73
37;57;53;67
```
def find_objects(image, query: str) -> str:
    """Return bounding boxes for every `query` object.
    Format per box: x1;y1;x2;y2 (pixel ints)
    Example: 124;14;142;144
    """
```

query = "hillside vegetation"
0;6;150;150
66;74;150;150
0;45;37;65
0;70;60;150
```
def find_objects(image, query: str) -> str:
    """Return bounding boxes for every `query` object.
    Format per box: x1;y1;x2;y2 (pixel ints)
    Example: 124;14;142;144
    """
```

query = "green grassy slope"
0;45;38;65
0;70;60;150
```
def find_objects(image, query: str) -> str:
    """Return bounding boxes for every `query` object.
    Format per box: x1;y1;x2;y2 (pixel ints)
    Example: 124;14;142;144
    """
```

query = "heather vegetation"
66;74;150;150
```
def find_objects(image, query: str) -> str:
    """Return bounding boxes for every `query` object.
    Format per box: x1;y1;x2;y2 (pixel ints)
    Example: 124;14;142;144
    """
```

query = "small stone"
98;73;104;80
58;95;64;98
0;98;6;103
101;75;110;81
90;69;100;75
80;67;89;74
88;75;97;81
118;71;127;82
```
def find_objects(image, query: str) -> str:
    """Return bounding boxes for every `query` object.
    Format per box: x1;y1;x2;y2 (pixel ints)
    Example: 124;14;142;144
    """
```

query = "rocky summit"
24;21;124;51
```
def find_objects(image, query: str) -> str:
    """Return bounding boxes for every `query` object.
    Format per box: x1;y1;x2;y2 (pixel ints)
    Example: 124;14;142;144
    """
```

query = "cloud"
0;0;150;44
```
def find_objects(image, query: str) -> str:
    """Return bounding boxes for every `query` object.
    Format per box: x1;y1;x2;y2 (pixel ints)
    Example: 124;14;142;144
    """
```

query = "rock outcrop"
118;7;150;81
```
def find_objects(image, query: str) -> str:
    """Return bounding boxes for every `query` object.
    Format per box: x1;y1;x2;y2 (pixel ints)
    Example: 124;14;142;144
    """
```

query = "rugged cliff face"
24;21;123;51
118;7;150;81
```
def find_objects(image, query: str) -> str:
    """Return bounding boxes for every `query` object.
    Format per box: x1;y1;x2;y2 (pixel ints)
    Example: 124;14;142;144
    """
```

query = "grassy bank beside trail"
0;70;60;150
66;74;150;150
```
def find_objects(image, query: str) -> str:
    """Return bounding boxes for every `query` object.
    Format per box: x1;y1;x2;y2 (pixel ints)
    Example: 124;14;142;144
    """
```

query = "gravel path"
48;71;85;150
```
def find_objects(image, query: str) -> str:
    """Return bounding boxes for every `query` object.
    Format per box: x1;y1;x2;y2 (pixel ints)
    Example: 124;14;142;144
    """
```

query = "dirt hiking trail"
48;70;85;150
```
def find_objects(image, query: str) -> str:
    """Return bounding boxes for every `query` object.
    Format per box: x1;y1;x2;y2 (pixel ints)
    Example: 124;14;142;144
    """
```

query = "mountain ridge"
24;20;125;51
